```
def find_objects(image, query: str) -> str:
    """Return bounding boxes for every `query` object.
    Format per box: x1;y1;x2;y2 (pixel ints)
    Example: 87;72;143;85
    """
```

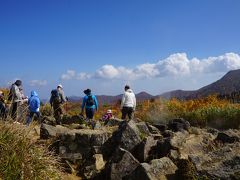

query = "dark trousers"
121;106;134;120
11;102;18;120
0;102;7;119
85;108;95;119
53;103;63;124
26;112;40;126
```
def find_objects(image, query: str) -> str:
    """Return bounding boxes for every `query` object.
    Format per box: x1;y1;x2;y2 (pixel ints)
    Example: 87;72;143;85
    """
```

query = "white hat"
107;109;112;114
0;91;3;96
57;84;63;89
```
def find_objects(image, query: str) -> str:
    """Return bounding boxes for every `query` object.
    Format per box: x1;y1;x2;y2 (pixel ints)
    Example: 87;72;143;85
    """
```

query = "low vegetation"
0;122;61;180
142;95;240;129
40;95;240;129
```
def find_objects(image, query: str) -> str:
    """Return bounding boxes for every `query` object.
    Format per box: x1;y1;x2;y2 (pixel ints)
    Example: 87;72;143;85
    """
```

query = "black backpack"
86;95;94;106
51;89;61;104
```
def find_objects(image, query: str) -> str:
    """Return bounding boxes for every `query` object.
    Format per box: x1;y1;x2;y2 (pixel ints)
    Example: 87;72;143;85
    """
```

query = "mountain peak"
160;69;240;99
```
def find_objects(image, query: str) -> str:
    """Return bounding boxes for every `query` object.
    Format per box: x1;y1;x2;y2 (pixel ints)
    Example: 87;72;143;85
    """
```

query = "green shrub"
144;98;240;129
41;103;53;116
0;122;61;180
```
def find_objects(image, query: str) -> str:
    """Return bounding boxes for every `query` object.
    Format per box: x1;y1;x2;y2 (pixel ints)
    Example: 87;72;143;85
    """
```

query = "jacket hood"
126;89;133;93
31;91;38;97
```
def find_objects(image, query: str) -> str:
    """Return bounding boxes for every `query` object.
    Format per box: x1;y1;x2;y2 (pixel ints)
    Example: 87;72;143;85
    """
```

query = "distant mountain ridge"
160;69;240;99
68;91;154;104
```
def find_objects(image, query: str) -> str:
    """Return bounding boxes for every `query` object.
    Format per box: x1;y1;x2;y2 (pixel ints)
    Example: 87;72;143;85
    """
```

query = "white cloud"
61;70;91;80
61;52;240;81
76;73;91;80
61;70;76;80
29;80;47;86
95;65;120;79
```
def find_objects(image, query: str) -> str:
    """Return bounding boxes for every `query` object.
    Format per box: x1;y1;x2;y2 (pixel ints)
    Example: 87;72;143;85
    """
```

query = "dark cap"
84;89;91;95
15;80;22;87
125;85;130;90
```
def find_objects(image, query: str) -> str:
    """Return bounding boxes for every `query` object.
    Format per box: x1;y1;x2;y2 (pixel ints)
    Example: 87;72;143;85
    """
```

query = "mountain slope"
68;91;154;104
160;69;240;99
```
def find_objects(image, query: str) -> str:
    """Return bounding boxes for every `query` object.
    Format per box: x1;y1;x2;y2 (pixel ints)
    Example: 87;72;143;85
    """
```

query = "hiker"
102;109;114;125
50;84;67;124
8;80;23;120
26;91;40;126
120;85;136;120
0;91;7;119
81;89;98;129
15;87;28;123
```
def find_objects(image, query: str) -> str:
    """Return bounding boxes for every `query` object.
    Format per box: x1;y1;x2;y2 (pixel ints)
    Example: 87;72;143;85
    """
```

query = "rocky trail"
35;117;240;179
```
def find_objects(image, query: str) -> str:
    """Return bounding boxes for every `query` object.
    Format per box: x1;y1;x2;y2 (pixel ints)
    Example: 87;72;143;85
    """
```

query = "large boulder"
119;120;150;152
59;129;112;162
105;118;124;127
80;154;106;179
215;129;240;144
41;116;56;126
61;115;85;125
189;142;240;179
125;157;177;180
101;120;150;161
170;130;189;149
40;123;70;139
107;148;140;180
146;123;161;134
133;136;158;163
152;123;167;132
168;118;190;132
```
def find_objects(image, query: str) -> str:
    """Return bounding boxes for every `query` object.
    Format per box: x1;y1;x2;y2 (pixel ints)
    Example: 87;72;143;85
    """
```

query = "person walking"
0;91;7;120
120;85;136;120
81;89;98;129
50;84;67;125
8;80;23;120
15;87;28;123
26;91;40;126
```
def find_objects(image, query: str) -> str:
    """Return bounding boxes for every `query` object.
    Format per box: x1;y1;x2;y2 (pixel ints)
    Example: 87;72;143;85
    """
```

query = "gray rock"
215;130;240;144
109;148;140;180
41;116;56;126
170;130;189;149
119;120;148;152
207;128;219;136
102;120;151;160
58;129;111;162
106;118;124;127
61;115;84;125
189;142;240;179
146;124;161;134
82;154;106;179
136;121;150;135
152;123;167;132
133;136;158;163
126;157;177;180
40;123;70;139
168;118;190;132
94;121;102;129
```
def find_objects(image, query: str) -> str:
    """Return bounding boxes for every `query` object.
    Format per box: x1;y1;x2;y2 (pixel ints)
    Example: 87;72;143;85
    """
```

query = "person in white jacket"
120;85;136;120
9;80;22;120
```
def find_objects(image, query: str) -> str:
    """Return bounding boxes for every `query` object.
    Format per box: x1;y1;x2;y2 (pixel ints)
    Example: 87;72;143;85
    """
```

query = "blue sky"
0;0;240;98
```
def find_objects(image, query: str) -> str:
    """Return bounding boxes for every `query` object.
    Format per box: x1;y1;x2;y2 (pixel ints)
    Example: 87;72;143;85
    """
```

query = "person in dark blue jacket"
81;89;98;128
26;91;40;126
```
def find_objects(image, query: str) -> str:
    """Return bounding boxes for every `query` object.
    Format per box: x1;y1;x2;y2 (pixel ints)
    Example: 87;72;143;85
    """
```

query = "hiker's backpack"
86;95;94;106
7;85;14;101
51;89;61;104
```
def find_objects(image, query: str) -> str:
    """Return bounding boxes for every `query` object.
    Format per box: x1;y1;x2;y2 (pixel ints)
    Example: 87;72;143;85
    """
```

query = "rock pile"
40;117;240;179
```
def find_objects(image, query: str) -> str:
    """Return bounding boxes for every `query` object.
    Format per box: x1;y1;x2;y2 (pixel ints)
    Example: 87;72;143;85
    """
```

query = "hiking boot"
91;121;95;129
